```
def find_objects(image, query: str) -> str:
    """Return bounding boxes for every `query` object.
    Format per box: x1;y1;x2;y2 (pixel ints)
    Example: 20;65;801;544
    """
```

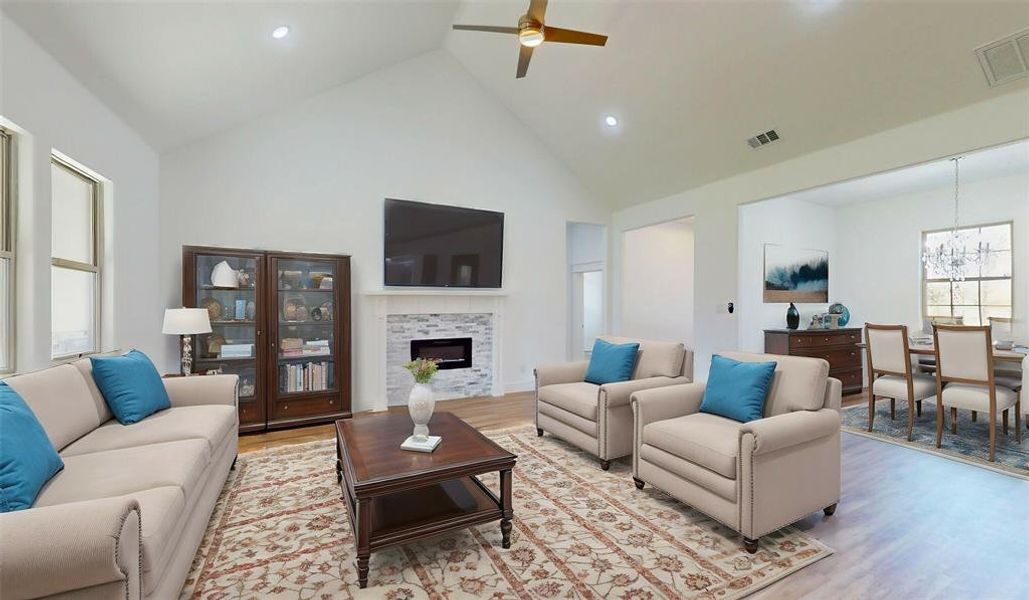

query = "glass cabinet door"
274;258;338;396
191;251;264;425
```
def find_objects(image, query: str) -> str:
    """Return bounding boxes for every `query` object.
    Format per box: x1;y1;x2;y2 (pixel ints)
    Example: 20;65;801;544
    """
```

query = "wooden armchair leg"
917;401;922;417
1002;409;1009;435
867;394;876;432
1015;403;1022;443
743;537;759;554
950;407;958;434
599;459;611;471
935;399;944;448
906;399;915;441
890;398;896;420
988;413;997;462
971;410;977;422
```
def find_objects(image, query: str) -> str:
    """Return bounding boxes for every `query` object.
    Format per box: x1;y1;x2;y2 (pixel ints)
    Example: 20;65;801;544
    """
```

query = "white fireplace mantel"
364;288;507;411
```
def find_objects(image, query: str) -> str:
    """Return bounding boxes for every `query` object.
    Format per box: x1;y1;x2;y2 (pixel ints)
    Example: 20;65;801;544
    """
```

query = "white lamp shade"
162;308;212;335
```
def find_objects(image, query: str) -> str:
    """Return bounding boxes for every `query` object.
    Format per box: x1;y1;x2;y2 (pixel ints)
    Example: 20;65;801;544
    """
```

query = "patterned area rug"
182;427;832;599
841;401;1028;478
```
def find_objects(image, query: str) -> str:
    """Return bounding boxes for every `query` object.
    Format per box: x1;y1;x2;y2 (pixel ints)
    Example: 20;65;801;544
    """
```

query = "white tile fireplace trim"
365;290;506;411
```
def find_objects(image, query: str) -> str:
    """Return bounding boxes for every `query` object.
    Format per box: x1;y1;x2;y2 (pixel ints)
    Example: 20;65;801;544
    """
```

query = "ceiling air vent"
975;27;1029;87
747;129;780;149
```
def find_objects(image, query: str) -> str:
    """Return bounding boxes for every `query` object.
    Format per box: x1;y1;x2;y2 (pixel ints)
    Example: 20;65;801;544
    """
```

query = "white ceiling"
786;138;1029;207
1;1;460;150
4;1;1028;207
445;1;1029;206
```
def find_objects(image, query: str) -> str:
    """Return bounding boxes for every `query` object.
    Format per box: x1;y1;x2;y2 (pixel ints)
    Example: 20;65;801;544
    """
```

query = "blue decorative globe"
828;302;850;327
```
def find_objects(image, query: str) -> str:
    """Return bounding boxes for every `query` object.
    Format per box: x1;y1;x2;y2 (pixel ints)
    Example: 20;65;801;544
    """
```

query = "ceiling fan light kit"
453;0;607;78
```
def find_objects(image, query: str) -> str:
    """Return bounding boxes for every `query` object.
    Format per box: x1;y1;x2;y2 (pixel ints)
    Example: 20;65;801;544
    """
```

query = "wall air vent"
747;129;780;149
975;27;1029;87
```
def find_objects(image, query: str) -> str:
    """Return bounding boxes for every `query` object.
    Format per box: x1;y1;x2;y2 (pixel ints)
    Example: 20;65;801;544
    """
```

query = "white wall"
836;171;1029;338
159;51;607;411
737;197;837;351
620;217;695;345
1;15;163;374
611;88;1029;381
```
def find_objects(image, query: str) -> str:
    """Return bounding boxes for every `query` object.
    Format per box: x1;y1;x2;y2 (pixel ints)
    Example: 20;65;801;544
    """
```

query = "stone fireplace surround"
365;289;506;408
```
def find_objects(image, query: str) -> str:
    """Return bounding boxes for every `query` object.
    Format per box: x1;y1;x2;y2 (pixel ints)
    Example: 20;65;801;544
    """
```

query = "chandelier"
921;157;990;282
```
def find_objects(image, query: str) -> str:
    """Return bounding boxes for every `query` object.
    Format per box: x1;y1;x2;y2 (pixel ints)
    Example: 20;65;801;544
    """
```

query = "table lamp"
162;308;212;376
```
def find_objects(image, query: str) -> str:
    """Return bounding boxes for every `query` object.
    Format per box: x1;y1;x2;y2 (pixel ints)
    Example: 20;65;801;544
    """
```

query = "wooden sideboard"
764;328;863;395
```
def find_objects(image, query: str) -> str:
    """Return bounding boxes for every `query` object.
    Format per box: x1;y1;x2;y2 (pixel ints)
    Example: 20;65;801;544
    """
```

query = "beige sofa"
0;359;239;600
535;336;694;470
630;351;841;553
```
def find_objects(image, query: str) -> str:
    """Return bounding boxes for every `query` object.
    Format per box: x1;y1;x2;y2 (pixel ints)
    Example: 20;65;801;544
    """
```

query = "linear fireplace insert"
410;337;473;370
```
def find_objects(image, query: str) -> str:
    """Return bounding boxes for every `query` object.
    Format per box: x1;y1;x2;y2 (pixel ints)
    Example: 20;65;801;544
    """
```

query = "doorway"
567;222;607;360
572;270;604;359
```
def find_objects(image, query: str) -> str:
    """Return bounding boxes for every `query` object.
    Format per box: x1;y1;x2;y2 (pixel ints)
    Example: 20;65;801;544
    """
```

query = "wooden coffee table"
335;411;517;588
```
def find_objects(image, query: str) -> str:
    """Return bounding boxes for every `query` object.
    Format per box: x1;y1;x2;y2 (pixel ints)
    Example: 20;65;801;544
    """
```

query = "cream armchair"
630;351;841;553
535;336;694;470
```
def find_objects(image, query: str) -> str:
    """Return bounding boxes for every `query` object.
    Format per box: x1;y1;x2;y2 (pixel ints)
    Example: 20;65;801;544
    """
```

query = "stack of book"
219;343;253;359
280;361;333;393
303;339;331;356
280;338;304;357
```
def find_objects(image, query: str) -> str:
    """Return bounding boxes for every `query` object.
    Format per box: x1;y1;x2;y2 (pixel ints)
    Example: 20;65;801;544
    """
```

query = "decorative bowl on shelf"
211;261;239;288
201;297;222;322
310;271;331;289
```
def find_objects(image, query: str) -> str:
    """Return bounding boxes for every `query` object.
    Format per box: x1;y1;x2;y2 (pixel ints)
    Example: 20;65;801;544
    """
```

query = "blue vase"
786;303;800;330
828;303;850;327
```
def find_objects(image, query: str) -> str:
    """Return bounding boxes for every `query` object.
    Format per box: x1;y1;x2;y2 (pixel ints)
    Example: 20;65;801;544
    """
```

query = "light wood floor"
237;392;536;453
239;390;866;453
238;391;1028;599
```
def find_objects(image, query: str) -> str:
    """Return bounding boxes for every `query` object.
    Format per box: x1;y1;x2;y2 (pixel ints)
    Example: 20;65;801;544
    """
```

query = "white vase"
408;382;435;441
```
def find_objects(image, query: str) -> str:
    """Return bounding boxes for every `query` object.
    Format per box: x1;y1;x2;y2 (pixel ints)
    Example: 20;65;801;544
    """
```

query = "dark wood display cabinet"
183;246;351;432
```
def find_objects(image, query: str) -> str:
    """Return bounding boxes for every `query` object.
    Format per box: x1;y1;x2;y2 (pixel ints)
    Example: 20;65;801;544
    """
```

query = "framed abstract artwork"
763;244;829;303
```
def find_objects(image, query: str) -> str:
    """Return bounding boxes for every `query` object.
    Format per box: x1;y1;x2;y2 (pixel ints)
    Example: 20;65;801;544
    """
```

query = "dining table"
856;341;1027;362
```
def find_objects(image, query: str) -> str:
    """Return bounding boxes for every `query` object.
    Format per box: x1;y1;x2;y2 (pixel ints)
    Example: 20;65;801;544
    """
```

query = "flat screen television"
384;199;504;288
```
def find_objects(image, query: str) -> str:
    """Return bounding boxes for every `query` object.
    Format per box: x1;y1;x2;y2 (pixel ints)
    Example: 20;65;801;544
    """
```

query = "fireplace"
410;337;473;370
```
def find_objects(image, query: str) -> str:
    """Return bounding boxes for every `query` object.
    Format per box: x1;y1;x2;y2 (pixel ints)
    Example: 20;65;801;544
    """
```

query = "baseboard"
504;379;534;393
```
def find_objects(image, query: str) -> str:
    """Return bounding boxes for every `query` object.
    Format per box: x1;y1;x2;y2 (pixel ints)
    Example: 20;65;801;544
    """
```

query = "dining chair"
864;324;936;441
933;324;1021;462
918;316;964;374
988;316;1023;382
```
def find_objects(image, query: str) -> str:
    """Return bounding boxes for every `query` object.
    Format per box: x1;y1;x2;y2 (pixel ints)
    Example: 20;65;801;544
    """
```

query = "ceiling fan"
452;0;607;79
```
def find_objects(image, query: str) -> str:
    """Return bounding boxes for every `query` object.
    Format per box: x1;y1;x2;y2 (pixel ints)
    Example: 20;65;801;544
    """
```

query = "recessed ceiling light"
604;115;618;127
272;26;290;39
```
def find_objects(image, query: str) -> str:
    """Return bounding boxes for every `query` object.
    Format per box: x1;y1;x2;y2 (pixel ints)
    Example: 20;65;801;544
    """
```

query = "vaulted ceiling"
4;1;1028;207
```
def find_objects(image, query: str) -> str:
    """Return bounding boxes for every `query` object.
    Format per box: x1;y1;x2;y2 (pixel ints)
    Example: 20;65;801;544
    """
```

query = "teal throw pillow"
90;349;171;424
699;355;777;422
584;339;640;385
0;383;65;512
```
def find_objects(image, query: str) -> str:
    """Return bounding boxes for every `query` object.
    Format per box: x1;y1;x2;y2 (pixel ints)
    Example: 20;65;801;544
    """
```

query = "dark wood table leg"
355;497;371;588
336;437;343;484
499;469;513;549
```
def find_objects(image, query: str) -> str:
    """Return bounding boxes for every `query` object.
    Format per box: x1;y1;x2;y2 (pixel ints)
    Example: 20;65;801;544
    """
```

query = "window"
0;128;13;373
923;222;1013;326
51;156;102;359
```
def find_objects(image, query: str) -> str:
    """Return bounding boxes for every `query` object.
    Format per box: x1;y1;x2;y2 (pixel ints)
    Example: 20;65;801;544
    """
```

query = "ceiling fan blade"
516;44;534;78
543;26;607;46
527;0;548;23
452;24;519;35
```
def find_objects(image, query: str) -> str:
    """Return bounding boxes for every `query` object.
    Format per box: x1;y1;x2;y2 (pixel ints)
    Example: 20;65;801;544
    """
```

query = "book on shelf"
219;343;253;359
279;360;333;393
